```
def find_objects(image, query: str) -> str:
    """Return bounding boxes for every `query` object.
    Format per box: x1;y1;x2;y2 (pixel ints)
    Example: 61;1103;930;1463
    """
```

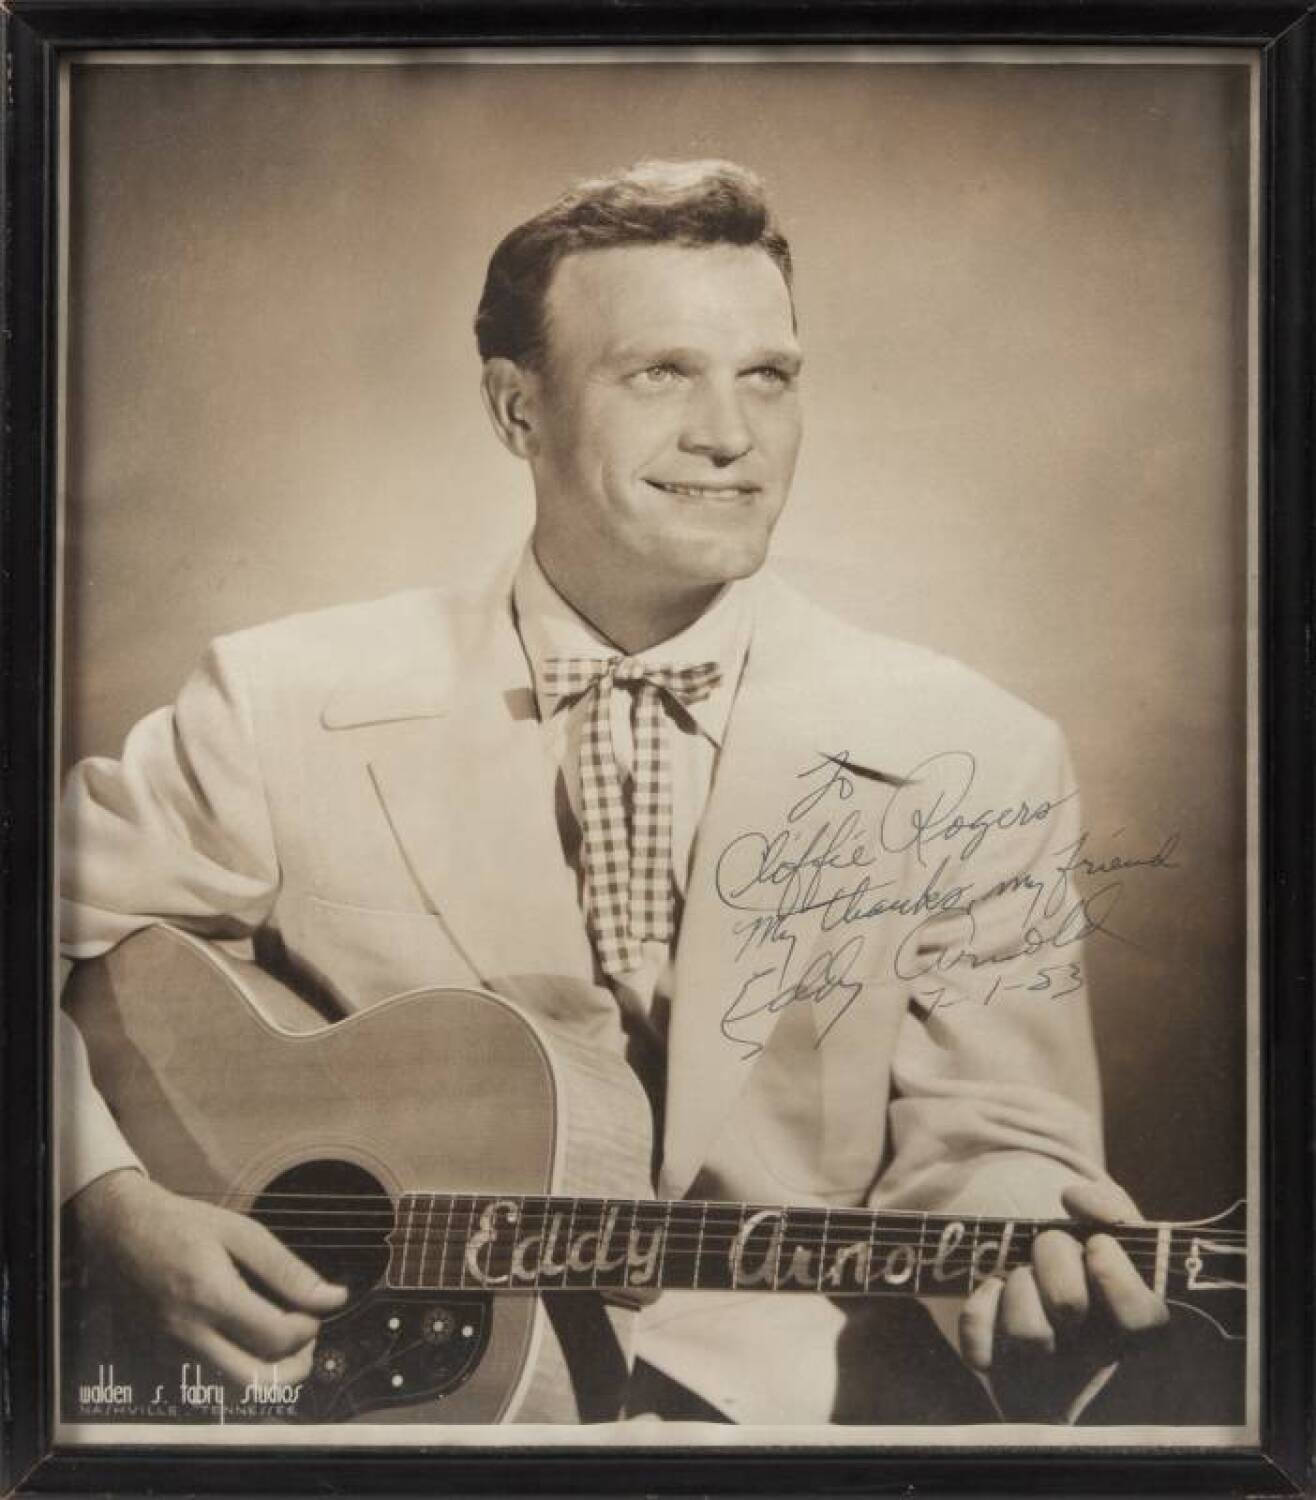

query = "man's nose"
678;381;753;465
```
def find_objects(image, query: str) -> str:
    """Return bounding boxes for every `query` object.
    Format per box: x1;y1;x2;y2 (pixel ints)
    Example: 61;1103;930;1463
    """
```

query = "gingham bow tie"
539;655;723;979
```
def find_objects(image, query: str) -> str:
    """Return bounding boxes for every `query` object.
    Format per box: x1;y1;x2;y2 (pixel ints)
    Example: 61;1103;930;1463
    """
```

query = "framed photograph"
3;4;1311;1494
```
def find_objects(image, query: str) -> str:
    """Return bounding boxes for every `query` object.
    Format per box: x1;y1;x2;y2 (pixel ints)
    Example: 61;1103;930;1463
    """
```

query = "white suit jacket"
61;566;1111;1423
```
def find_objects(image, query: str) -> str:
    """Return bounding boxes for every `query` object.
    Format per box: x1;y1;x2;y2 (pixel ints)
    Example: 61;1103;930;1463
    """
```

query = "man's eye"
746;365;794;389
633;364;683;387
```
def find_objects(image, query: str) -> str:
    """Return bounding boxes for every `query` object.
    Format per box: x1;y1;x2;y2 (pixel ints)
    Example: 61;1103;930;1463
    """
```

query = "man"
60;159;1167;1426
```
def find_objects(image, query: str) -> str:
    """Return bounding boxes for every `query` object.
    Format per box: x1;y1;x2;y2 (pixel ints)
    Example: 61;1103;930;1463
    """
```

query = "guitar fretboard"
385;1193;1069;1297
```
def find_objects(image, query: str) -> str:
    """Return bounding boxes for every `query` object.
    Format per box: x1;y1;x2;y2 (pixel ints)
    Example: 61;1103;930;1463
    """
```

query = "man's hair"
474;159;793;368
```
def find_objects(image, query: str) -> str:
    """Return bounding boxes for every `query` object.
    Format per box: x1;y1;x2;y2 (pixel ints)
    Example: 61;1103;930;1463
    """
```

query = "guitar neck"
382;1193;1207;1302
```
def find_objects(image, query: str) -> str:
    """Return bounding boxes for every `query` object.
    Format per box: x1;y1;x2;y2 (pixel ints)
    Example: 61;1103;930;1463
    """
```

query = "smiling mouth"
646;480;760;499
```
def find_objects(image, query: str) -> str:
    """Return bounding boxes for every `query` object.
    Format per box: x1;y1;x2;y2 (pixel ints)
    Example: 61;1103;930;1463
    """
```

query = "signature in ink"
914;960;1086;1018
715;811;877;918
720;935;866;1060
880;751;1077;865
892;882;1125;983
712;747;1182;1055
1031;830;1181;924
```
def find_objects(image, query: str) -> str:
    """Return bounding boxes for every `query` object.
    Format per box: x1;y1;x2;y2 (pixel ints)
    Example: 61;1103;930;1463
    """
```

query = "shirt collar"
512;543;755;748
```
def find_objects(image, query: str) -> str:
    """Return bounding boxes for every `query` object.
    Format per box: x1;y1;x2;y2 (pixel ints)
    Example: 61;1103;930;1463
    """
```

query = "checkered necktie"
539;655;722;979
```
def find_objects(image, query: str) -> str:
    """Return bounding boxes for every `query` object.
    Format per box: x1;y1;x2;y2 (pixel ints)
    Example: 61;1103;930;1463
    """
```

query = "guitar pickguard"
296;1292;493;1422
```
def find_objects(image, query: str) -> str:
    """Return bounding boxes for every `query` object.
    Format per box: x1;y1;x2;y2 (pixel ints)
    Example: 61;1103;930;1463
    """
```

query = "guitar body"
60;927;1249;1429
61;925;655;1425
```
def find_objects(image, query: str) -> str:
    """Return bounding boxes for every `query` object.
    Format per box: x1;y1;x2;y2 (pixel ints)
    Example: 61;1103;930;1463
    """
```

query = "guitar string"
223;1224;1242;1260
226;1242;1200;1266
232;1253;1205;1279
227;1219;1246;1249
180;1191;1245;1241
193;1186;1247;1230
225;1222;1230;1274
247;1231;1190;1256
236;1211;1245;1238
236;1219;1245;1248
227;1232;1217;1269
235;1214;1233;1247
234;1239;1208;1262
234;1206;1213;1240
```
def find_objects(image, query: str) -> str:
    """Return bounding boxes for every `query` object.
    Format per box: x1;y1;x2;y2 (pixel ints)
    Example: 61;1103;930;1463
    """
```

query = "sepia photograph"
49;47;1257;1450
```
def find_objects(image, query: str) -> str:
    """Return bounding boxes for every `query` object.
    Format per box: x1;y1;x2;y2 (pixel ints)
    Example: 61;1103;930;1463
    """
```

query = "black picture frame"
2;3;1311;1494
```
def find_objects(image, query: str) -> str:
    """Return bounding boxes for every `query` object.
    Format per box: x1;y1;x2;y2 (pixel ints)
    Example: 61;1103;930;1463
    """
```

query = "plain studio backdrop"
60;55;1251;1223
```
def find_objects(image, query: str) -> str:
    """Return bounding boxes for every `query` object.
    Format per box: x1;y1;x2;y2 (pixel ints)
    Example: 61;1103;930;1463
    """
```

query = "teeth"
652;482;751;498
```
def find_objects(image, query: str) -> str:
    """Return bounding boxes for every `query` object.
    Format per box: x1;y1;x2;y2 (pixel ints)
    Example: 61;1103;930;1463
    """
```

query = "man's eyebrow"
744;347;804;372
604;344;804;370
606;343;702;367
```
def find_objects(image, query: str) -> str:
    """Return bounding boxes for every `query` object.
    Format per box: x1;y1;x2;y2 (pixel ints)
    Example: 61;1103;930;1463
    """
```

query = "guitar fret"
816;1207;830;1291
531;1197;553;1291
913;1211;928;1293
555;1195;582;1288
730;1203;745;1290
404;1193;421;1288
515;1196;535;1290
416;1192;436;1289
768;1206;792;1290
539;1195;566;1290
775;1205;818;1291
393;1194;409;1289
697;1203;742;1291
384;1197;401;1290
817;1208;871;1292
692;1202;708;1288
620;1200;666;1293
467;1195;486;1289
990;1218;1012;1273
661;1202;695;1289
513;1194;528;1290
595;1198;633;1291
771;1208;784;1292
977;1215;1009;1282
473;1193;514;1289
548;1194;573;1287
435;1194;456;1289
418;1194;433;1288
588;1199;608;1289
456;1195;472;1289
863;1211;880;1292
657;1199;674;1287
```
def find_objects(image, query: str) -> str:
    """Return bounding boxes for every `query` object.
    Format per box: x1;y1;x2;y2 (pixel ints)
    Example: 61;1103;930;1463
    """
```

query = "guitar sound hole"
251;1160;390;1302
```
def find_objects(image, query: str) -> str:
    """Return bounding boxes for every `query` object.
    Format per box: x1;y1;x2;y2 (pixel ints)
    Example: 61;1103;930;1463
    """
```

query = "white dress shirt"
511;546;755;1057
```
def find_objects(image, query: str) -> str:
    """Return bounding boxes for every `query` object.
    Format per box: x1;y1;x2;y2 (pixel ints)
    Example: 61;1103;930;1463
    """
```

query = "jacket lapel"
662;576;898;1198
328;581;596;988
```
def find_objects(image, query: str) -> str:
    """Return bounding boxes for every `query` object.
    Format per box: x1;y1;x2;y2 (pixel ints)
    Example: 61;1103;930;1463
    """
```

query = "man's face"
524;243;803;601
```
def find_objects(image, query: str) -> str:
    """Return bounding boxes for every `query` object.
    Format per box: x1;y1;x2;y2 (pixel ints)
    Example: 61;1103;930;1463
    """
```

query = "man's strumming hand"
69;1167;348;1385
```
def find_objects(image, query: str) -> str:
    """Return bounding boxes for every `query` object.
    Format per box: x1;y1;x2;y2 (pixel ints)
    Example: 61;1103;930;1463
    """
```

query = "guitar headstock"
1164;1199;1248;1342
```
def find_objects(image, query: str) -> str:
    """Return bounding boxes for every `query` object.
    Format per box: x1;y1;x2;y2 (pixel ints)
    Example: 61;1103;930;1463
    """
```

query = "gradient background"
61;55;1252;1220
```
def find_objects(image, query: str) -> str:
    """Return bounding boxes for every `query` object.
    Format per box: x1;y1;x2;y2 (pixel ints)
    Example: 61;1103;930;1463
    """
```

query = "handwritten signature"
913;961;1086;1019
720;936;866;1060
714;748;1179;1056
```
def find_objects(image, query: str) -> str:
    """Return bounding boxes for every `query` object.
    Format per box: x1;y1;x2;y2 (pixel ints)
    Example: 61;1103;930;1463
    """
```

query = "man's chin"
660;556;769;597
657;533;774;591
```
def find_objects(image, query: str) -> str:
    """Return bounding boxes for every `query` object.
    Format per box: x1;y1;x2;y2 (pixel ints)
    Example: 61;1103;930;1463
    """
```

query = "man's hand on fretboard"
957;1179;1170;1422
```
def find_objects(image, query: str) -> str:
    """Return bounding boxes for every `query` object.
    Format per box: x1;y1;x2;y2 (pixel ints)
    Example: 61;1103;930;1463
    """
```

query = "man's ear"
481;358;540;460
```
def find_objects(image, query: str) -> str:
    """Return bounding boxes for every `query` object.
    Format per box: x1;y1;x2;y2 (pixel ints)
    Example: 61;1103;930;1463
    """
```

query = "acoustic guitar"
61;924;1247;1426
